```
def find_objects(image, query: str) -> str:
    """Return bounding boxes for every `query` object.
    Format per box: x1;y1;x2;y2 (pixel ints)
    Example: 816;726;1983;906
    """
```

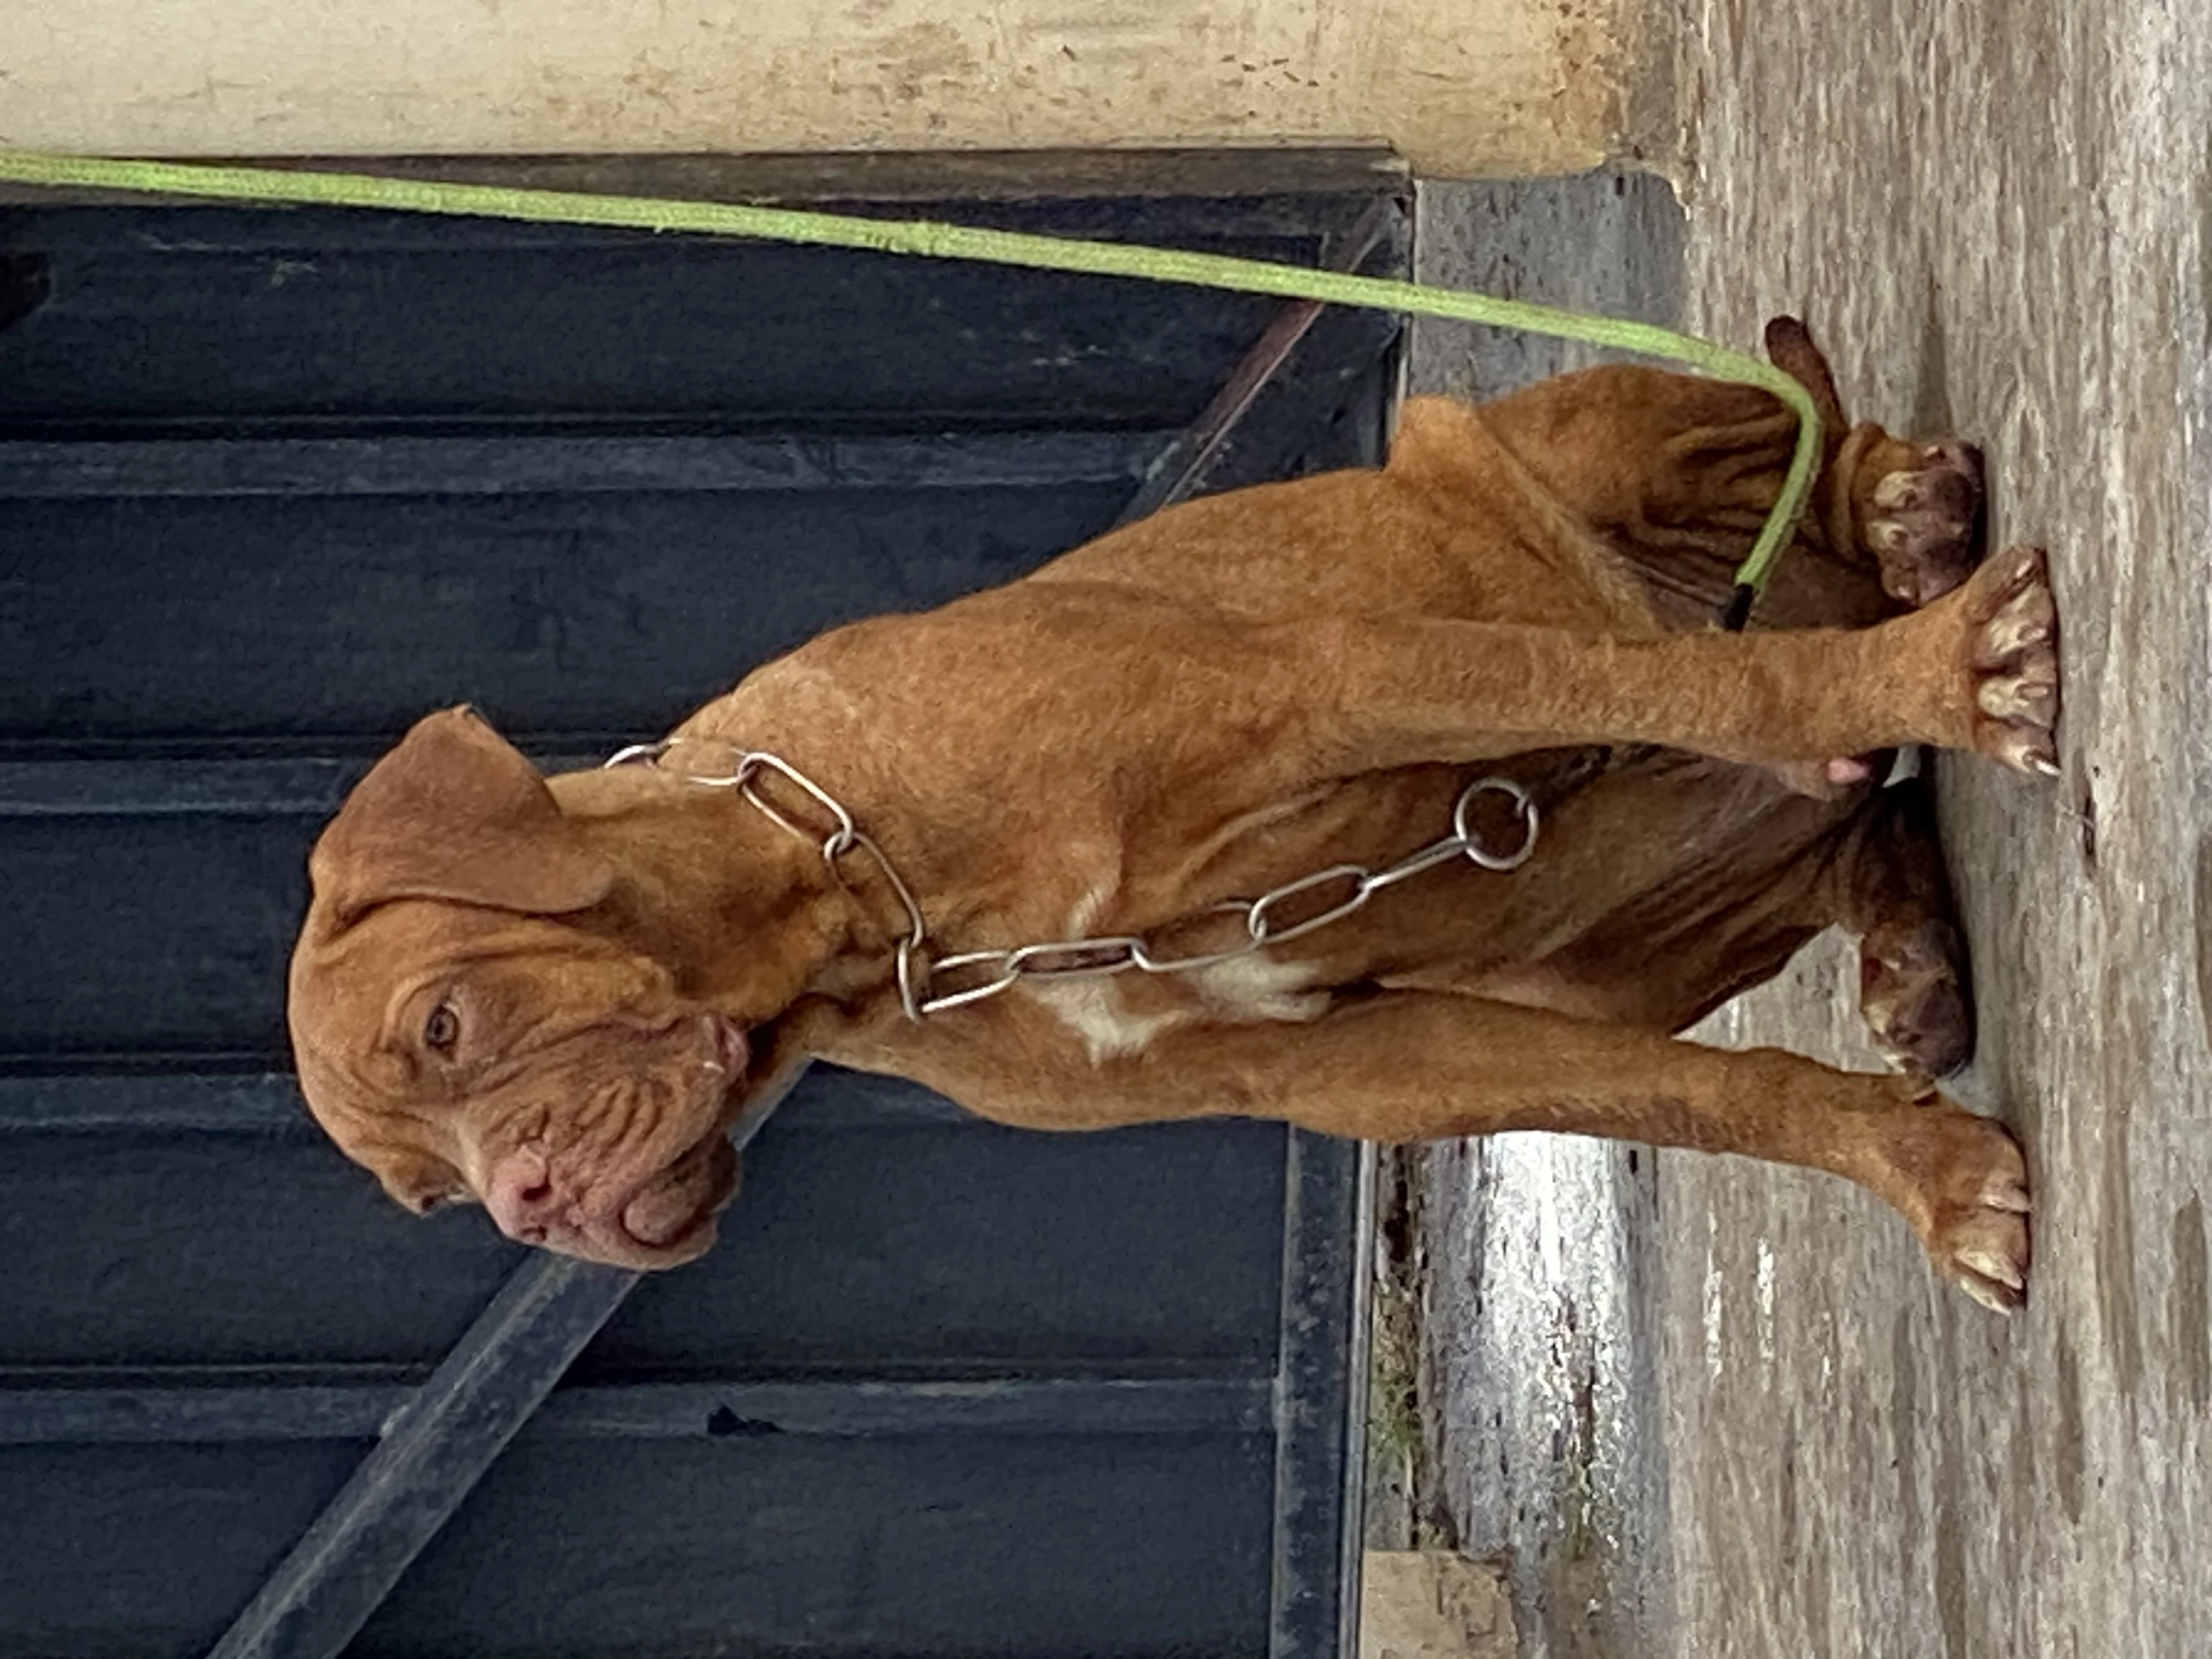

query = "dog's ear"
309;707;614;927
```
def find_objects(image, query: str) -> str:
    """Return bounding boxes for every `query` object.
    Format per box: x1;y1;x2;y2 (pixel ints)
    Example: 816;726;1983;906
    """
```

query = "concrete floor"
1662;0;2212;1652
1406;0;2212;1651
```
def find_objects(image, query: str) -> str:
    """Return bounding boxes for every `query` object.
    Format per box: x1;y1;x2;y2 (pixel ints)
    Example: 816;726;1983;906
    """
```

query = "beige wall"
0;0;1658;180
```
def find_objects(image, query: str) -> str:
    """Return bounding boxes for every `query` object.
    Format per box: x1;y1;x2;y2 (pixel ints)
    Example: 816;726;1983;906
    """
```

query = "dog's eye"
424;1003;460;1054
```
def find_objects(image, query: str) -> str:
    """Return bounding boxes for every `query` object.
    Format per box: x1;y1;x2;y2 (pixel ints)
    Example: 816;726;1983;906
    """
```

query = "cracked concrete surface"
1406;0;2212;1650
1663;0;2212;1651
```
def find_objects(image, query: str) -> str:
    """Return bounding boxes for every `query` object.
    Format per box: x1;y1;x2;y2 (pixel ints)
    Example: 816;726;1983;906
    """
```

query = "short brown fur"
288;324;2056;1308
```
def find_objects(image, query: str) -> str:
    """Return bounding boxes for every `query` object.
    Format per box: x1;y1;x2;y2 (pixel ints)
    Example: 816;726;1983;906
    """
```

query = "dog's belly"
1122;757;1857;1041
996;752;1857;1062
1378;761;1859;1030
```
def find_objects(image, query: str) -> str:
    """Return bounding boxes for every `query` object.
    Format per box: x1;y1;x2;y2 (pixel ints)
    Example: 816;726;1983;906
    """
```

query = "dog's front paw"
1936;1166;2033;1314
1894;1103;2033;1312
1866;440;1985;607
1933;544;2060;776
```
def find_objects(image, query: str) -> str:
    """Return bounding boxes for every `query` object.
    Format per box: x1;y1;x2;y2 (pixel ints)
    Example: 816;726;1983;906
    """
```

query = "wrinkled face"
286;707;746;1269
291;901;744;1269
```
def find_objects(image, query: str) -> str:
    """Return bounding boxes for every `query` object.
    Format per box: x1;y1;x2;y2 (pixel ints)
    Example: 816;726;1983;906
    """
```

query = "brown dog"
287;320;2057;1310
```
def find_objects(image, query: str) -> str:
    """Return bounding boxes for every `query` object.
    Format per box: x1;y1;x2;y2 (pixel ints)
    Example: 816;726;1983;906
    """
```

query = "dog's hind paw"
1865;440;1985;608
1860;916;1972;1077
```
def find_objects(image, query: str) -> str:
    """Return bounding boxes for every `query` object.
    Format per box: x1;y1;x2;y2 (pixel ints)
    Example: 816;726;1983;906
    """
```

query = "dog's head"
287;708;744;1269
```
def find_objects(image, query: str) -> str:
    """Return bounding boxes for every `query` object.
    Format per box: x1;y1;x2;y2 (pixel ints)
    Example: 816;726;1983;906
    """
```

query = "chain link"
607;740;1538;1022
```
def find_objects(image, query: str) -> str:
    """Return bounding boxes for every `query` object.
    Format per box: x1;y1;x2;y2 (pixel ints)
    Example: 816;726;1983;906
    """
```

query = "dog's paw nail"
1978;579;2058;664
1872;473;1920;512
1957;1274;2023;1314
1958;1245;2026;1291
1989;727;2061;777
1978;672;2058;724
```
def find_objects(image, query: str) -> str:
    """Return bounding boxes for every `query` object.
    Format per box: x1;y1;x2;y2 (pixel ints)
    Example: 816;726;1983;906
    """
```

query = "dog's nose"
483;1148;564;1245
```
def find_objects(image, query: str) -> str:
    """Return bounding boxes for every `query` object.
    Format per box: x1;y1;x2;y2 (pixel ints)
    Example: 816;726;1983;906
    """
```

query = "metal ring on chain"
1452;776;1539;871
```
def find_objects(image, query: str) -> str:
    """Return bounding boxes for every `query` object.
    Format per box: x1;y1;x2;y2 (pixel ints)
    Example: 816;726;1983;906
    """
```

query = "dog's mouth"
602;1015;752;1260
458;1014;760;1269
543;1017;750;1268
614;1126;741;1256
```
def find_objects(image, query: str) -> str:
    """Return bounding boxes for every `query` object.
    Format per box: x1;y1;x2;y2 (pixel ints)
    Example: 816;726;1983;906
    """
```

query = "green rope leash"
0;150;1816;612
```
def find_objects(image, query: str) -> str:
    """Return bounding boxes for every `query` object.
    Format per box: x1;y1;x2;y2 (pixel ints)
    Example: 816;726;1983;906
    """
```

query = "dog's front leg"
1069;993;2030;1311
1253;543;2057;782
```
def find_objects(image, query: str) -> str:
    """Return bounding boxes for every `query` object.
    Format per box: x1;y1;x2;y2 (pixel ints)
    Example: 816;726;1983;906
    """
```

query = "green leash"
0;150;1816;616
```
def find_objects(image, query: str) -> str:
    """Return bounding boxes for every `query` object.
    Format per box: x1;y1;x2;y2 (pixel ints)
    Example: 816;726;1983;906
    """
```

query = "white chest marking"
1024;879;1331;1063
1026;978;1193;1064
1189;955;1330;1025
1026;900;1329;1063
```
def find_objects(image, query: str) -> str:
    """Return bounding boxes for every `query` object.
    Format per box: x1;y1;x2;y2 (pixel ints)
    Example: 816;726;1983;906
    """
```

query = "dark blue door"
0;157;1406;1659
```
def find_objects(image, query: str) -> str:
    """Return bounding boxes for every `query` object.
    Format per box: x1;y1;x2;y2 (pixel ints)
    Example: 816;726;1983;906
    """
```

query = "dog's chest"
1017;880;1330;1063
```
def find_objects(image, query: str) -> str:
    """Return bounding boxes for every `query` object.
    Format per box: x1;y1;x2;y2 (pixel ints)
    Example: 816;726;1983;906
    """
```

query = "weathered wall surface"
0;0;1659;180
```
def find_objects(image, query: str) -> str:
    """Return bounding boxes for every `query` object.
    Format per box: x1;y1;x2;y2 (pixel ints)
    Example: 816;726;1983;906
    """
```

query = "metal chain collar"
605;740;1539;1022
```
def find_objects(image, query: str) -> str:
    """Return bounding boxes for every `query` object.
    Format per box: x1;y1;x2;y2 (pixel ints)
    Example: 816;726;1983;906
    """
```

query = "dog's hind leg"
1533;766;1979;1079
1762;318;1988;613
1496;320;1989;1071
1655;323;1984;1074
1593;763;1979;1078
1822;771;1976;1077
1470;317;1989;633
